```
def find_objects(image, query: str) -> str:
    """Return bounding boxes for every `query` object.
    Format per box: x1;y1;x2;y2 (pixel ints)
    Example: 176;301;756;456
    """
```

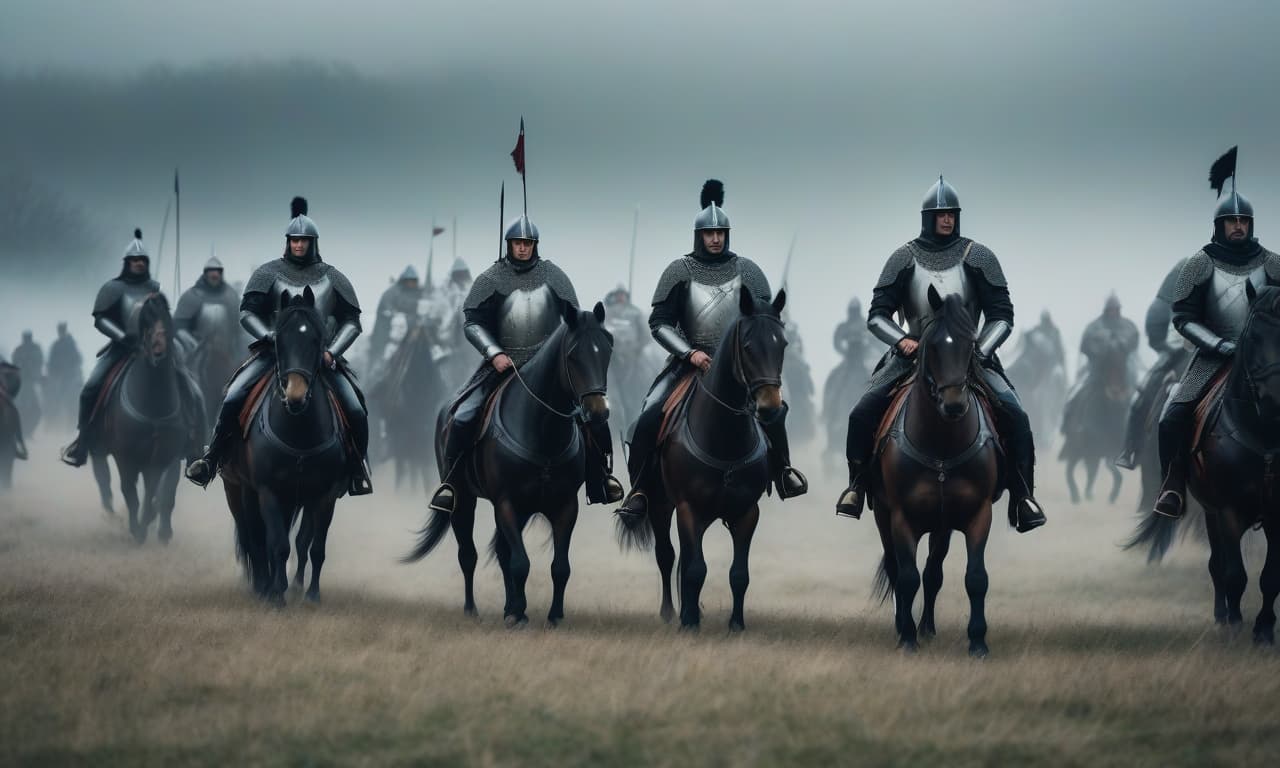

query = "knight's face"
403;278;419;290
205;269;223;287
1222;216;1251;241
127;257;148;275
934;211;957;236
289;237;312;258
700;229;726;254
509;239;535;261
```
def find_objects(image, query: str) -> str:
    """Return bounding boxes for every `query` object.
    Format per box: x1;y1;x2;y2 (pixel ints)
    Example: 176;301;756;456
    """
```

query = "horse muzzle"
579;392;609;420
281;371;312;414
753;382;783;412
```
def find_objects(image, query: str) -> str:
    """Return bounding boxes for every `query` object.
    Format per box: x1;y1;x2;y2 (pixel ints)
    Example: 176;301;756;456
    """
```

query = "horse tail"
614;509;654;552
1123;510;1180;563
872;556;894;604
401;508;452;563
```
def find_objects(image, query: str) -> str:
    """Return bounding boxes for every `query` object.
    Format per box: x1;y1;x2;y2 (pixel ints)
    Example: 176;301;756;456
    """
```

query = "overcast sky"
3;0;1279;379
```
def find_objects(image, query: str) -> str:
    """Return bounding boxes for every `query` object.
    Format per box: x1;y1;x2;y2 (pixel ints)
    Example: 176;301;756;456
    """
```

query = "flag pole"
627;207;639;297
498;183;505;263
154;197;172;278
173;168;181;298
427;215;436;289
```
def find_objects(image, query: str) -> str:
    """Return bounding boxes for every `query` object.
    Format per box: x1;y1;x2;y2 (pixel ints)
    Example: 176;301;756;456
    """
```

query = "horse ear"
303;285;316;306
772;288;787;314
563;301;579;329
927;284;943;311
279;290;291;311
739;285;755;316
593;301;606;324
1247;279;1258;306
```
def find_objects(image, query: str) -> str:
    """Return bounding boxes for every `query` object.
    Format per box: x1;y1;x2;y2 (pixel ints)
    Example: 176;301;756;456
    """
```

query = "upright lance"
627;207;639;297
780;231;798;292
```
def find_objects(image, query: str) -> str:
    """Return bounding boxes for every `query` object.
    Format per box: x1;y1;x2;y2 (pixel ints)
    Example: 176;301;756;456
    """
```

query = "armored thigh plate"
903;261;978;336
1204;263;1266;340
682;275;743;352
498;284;561;365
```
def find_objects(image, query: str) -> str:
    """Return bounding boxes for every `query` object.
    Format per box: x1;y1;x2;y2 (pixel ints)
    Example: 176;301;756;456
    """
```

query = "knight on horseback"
1153;151;1280;519
1115;260;1191;470
1061;295;1140;431
62;230;204;467
835;176;1046;532
184;197;373;496
616;179;809;519
174;256;243;356
427;215;624;515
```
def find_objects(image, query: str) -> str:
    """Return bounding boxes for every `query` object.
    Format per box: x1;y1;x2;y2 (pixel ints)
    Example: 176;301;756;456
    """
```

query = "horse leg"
890;513;922;652
964;504;994;658
727;504;760;633
1254;519;1280;645
495;500;530;627
1107;462;1123;505
258;488;291;606
238;486;270;597
155;461;179;544
119;462;145;543
676;502;710;630
451;494;479;616
653;502;677;623
293;507;313;591
1084;456;1099;501
1218;510;1250;628
547;498;579;626
1205;511;1229;624
919;529;953;640
304;498;336;603
493;524;514;617
91;452;114;514
1064;457;1080;504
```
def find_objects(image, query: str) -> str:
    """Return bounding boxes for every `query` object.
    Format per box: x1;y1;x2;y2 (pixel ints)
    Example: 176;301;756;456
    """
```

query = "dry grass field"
1;440;1278;767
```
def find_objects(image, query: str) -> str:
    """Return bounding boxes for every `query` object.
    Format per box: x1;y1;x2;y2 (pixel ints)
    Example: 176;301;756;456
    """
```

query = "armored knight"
835;176;1046;532
45;321;83;430
184;197;372;495
430;258;475;393
1116;261;1190;469
12;330;43;437
369;266;426;366
173;256;243;355
1062;295;1140;430
1154;151;1280;518
62;230;203;466
601;283;651;433
616;179;808;519
427;215;624;514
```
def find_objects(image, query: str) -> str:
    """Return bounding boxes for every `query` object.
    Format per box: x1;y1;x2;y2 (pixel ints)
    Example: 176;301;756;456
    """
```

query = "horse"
823;351;872;475
870;288;1000;656
189;326;242;430
1127;283;1280;644
368;323;445;493
219;287;348;605
616;286;789;632
0;363;25;491
1059;337;1132;504
91;294;198;543
405;302;613;627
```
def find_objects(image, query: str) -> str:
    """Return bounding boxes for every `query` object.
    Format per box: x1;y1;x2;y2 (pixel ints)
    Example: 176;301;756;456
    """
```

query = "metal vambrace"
240;310;273;342
94;315;128;344
327;320;361;359
976;319;1012;360
1178;321;1227;355
868;314;908;348
464;322;503;361
653;324;694;359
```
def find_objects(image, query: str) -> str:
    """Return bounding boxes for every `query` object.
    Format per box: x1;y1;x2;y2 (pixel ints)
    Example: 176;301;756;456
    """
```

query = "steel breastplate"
119;283;157;337
498;284;561;365
1204;263;1266;341
682;275;743;352
196;301;230;337
903;260;978;335
268;272;339;336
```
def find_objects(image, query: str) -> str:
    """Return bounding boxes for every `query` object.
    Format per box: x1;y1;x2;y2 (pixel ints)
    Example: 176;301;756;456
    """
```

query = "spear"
153;197;172;277
780;231;798;291
627;207;639;297
497;182;505;262
173;168;182;298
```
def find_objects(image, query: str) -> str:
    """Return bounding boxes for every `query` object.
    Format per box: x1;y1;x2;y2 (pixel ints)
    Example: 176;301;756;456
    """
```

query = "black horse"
1004;328;1068;453
617;287;788;632
219;288;348;605
368;323;445;493
1128;284;1280;644
91;295;200;543
0;361;27;491
1059;339;1132;504
405;302;613;627
871;289;1001;656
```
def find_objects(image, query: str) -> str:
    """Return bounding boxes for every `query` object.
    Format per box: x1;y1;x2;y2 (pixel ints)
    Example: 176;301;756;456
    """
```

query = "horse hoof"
679;622;701;634
1253;629;1275;647
504;615;528;630
463;605;479;618
969;643;990;659
898;640;919;655
305;591;320;604
660;605;675;624
158;529;172;545
918;624;937;640
266;593;286;609
728;620;745;634
546;617;561;629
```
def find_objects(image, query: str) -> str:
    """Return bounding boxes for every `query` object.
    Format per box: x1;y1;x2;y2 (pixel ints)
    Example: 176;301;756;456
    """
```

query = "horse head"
138;294;174;366
732;285;788;414
1238;282;1280;421
560;301;614;421
920;284;979;421
274;286;326;416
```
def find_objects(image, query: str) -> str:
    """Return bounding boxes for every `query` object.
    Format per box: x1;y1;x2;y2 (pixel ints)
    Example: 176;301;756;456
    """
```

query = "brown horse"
871;287;1000;656
617;286;789;632
1128;283;1280;644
